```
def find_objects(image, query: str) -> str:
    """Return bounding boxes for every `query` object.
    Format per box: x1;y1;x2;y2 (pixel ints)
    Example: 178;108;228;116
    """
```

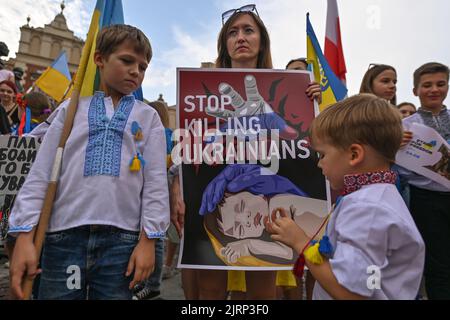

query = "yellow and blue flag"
307;13;347;111
35;51;72;102
79;0;123;97
78;0;143;100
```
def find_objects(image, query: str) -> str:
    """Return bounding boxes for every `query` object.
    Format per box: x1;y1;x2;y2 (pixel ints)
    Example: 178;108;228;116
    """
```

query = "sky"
0;0;449;107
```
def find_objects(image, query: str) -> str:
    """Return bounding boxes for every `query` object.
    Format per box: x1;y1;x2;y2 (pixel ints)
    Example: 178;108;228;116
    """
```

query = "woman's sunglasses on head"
222;4;259;25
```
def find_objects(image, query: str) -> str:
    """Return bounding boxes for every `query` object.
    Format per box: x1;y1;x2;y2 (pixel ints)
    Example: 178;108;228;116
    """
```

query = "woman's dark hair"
215;12;273;69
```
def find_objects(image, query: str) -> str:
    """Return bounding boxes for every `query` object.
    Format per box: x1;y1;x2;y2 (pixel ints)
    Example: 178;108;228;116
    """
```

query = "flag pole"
21;21;96;300
60;78;75;102
25;84;35;94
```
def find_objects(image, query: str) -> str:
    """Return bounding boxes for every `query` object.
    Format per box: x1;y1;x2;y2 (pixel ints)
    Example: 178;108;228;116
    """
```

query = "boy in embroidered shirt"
266;94;425;300
398;62;450;299
9;25;170;300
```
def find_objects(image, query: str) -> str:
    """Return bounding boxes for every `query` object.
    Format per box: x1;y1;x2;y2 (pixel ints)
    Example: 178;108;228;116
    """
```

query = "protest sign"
0;136;40;195
0;135;40;239
176;68;330;270
396;123;450;189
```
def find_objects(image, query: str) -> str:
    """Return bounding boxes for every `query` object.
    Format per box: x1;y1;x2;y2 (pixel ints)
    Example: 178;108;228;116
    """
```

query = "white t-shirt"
9;92;170;239
313;183;425;300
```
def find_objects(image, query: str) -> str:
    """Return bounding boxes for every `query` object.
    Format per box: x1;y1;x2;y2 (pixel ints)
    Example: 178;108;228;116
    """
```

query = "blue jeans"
144;237;164;291
38;225;139;300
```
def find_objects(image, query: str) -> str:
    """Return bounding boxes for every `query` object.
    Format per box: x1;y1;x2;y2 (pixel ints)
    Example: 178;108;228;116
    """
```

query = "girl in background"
397;102;417;119
360;64;397;105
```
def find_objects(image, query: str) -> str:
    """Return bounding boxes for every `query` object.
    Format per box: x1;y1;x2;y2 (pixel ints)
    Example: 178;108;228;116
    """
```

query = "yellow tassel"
166;154;173;168
130;156;141;172
135;130;144;141
304;243;324;265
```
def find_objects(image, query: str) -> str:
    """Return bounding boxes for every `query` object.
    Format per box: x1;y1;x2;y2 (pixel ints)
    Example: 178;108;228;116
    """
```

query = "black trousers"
410;185;450;300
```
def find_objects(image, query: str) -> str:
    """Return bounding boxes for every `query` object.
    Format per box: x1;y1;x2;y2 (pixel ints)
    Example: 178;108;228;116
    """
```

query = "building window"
51;42;62;59
30;36;41;55
71;46;81;64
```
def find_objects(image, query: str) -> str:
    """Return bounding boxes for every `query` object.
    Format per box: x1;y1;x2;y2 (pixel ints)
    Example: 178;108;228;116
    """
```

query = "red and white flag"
325;0;347;83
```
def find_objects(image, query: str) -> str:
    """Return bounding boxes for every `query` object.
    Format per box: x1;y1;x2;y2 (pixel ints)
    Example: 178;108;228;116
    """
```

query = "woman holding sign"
173;4;323;300
171;4;278;300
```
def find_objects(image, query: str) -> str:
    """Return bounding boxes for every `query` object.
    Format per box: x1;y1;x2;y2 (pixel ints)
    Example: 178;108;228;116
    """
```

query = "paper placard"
396;123;450;189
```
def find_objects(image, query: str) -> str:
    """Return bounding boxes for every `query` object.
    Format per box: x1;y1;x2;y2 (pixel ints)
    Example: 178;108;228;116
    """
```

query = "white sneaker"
132;287;161;300
4;261;9;269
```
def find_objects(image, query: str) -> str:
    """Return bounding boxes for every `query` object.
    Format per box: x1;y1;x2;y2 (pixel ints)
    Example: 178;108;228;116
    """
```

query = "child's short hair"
96;24;152;62
311;94;403;162
414;62;449;89
397;102;416;110
23;92;51;118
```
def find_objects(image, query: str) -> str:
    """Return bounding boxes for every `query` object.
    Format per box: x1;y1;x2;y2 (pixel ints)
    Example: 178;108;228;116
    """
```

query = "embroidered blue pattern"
8;226;34;233
147;232;166;239
84;92;135;177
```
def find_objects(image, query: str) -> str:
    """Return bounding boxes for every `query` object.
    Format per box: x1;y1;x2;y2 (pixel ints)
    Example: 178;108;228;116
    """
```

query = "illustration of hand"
220;240;250;264
207;75;298;140
199;164;308;216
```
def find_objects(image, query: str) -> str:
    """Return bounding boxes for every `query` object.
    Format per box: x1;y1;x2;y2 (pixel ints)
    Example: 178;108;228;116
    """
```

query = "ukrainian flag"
35;51;72;102
77;0;144;101
79;0;124;98
307;13;347;111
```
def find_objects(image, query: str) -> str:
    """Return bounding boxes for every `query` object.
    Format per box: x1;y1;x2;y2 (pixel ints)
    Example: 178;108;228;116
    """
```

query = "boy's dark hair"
311;94;403;163
413;62;450;89
96;24;152;62
23;92;51;117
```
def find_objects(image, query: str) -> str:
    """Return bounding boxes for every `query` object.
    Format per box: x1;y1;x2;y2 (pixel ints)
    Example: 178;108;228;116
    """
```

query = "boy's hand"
126;236;155;290
306;82;322;104
10;232;41;300
170;177;185;238
401;131;413;148
265;208;309;254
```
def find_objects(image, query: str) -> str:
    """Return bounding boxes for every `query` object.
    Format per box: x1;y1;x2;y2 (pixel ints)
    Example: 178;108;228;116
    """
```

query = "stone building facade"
6;3;84;90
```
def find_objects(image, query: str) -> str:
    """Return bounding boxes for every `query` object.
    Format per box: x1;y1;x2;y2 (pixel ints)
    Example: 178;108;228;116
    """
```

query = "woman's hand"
306;82;322;104
170;176;185;238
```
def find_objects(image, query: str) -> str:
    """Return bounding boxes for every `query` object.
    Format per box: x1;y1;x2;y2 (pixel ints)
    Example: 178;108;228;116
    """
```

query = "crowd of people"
1;4;449;300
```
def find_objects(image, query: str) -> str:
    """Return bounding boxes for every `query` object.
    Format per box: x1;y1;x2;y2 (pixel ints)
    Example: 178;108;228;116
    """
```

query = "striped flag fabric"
79;0;143;100
79;0;124;97
307;13;348;111
324;0;347;83
35;51;72;102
